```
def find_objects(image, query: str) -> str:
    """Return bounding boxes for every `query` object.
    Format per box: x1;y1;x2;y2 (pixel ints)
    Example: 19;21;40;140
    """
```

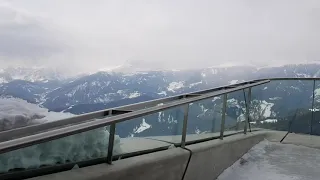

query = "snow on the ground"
128;92;141;98
189;81;202;88
167;81;184;92
217;140;320;180
134;118;151;134
158;91;167;96
259;100;274;117
229;80;238;85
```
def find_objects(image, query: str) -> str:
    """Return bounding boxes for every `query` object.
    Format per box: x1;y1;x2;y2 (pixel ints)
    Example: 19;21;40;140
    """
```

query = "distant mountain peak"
0;66;71;83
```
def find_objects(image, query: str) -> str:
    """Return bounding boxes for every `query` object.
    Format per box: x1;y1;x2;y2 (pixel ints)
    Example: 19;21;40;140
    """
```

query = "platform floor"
217;140;320;180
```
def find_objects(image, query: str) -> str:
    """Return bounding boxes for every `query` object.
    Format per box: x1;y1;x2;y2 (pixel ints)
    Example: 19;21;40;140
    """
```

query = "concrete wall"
29;131;285;180
29;148;190;180
183;133;266;180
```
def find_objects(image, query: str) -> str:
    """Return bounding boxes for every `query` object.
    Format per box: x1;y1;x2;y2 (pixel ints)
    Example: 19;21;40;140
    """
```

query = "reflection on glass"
250;80;313;134
186;96;223;142
0;125;113;173
114;106;185;156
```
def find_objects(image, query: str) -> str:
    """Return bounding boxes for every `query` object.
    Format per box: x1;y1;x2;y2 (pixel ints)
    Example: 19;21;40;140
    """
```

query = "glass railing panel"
312;80;320;135
0;125;113;176
250;80;313;134
114;105;185;157
185;96;223;142
224;89;247;134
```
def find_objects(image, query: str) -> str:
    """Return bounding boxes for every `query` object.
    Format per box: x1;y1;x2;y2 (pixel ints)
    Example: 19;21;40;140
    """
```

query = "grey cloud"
1;0;320;72
0;4;69;66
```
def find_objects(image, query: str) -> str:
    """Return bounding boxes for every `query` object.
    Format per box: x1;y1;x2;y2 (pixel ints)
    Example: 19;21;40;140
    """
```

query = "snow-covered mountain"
1;63;320;137
0;67;72;83
1;64;320;109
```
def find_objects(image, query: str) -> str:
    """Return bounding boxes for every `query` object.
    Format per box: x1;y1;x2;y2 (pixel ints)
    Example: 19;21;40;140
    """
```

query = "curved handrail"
0;79;269;154
0;79;266;142
1;77;318;157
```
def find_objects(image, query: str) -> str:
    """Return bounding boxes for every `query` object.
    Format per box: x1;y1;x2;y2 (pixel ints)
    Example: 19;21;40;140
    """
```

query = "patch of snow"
167;114;178;124
158;112;163;122
296;73;310;78
212;96;221;102
290;86;301;92
268;97;282;100
227;98;240;108
201;72;206;77
134;118;151;133
91;81;101;86
128;92;141;99
158;91;167;96
94;96;111;103
315;88;320;97
195;127;201;134
189;81;202;88
261;119;278;123
66;83;88;97
229;80;239;85
167;81;184;92
259;100;274;117
117;90;124;94
263;87;268;90
61;105;75;112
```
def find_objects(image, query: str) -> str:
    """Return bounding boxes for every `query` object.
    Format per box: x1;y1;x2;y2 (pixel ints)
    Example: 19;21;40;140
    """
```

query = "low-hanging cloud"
1;0;320;73
0;3;72;68
0;98;74;131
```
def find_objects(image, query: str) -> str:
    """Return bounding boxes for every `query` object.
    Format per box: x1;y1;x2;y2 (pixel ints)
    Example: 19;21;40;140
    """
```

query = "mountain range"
1;63;320;137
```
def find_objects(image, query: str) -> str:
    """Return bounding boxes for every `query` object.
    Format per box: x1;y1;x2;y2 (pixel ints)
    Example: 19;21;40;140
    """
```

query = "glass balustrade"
1;78;319;179
114;105;185;157
185;96;223;143
250;80;313;134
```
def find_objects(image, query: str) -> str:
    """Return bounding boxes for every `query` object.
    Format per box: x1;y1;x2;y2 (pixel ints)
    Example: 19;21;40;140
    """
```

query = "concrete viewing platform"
12;130;320;180
218;133;320;180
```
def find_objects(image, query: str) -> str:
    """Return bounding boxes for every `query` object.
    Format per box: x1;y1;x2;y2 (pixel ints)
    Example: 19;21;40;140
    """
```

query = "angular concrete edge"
29;148;190;180
183;131;271;180
282;133;320;149
263;130;287;142
28;130;287;180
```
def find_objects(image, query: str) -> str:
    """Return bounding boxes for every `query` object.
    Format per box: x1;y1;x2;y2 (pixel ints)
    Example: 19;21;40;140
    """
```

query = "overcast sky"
0;0;320;74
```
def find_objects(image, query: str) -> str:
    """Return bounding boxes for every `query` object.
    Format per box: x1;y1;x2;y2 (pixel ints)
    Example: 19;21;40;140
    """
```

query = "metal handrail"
1;77;310;142
1;76;319;171
0;79;266;142
0;79;269;155
1;77;319;156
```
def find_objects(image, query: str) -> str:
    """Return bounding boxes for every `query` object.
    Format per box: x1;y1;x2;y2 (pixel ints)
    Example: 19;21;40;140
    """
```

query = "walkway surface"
217;140;320;180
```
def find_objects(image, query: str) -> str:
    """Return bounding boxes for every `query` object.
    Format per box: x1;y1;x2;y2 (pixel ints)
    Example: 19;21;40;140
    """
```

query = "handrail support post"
244;88;252;134
181;103;189;148
220;94;228;139
107;110;115;164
